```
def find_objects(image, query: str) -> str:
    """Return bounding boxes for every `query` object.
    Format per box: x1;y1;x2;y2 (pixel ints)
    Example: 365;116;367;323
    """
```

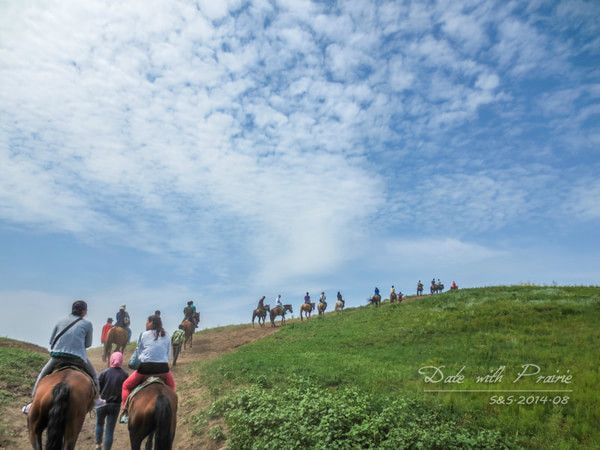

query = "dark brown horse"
390;292;398;303
369;294;381;307
270;304;293;327
128;382;178;450
252;305;270;327
300;302;315;320
103;326;128;364
28;368;94;450
180;320;194;349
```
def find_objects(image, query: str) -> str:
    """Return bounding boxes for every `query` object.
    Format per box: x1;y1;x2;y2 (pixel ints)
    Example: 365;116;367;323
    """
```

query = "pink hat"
110;351;123;368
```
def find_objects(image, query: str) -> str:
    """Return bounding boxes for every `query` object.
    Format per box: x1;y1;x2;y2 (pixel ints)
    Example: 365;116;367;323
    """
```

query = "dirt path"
6;324;278;449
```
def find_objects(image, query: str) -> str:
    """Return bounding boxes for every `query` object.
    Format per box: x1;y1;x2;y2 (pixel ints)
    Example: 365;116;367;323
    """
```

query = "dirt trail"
6;324;278;449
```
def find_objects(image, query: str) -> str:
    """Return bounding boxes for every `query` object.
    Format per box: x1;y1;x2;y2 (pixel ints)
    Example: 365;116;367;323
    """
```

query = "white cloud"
0;0;595;295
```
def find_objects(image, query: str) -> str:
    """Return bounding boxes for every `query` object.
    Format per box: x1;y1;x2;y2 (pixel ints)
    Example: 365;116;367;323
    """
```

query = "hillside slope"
0;325;278;449
0;338;46;447
194;286;600;449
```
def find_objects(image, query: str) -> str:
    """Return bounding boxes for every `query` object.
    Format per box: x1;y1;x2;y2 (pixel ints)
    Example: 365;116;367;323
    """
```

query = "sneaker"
21;403;32;415
94;398;106;408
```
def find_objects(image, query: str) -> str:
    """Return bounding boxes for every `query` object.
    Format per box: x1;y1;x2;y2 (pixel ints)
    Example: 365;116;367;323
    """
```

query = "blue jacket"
49;314;93;361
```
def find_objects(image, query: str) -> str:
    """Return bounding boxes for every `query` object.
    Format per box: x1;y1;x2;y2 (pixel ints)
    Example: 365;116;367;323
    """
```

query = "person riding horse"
337;291;344;307
417;280;424;296
183;300;198;328
257;296;266;311
101;317;114;345
120;315;176;424
115;305;131;343
23;300;104;415
319;292;327;308
304;292;311;304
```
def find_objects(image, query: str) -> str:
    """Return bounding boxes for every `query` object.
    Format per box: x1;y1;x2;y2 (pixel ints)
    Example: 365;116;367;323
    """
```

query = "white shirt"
138;330;171;363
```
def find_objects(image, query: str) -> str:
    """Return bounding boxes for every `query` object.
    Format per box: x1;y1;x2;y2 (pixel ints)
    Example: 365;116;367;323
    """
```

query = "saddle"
52;363;98;397
125;376;165;410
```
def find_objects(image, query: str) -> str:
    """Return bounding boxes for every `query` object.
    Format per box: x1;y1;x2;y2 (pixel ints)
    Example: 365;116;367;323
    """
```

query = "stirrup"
119;410;129;424
22;403;32;415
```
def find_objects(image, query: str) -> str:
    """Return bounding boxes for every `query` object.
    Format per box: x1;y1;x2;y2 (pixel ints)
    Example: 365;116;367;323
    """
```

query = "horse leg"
145;431;154;450
129;431;143;450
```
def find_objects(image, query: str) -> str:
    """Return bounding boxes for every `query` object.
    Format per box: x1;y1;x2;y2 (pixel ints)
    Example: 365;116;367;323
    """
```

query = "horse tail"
46;382;70;450
154;393;173;450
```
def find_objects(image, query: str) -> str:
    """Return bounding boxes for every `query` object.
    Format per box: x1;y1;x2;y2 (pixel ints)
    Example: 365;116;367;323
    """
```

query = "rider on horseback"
337;291;344;306
120;315;176;424
374;287;380;297
101;317;113;345
183;301;198;327
23;300;105;414
304;292;311;304
115;305;131;343
257;296;266;311
275;294;283;309
319;291;327;308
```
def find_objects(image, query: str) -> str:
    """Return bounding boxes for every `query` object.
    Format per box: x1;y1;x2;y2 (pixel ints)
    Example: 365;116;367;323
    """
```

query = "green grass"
0;338;46;446
192;286;600;449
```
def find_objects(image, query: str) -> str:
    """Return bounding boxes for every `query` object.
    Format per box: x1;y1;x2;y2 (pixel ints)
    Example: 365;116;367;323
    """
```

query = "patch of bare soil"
3;324;279;449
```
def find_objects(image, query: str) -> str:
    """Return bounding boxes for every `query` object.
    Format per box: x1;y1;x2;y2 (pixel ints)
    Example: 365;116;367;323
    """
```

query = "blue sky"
1;0;599;346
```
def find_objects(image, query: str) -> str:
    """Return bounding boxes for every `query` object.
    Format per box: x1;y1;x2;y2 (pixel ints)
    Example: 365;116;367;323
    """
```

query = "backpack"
171;329;185;346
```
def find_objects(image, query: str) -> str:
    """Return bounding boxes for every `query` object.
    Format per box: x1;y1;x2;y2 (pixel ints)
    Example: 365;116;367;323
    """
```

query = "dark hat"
107;317;113;322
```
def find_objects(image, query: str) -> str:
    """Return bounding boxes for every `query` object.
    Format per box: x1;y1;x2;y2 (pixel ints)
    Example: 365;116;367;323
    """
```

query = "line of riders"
254;279;460;324
22;299;201;449
252;291;348;326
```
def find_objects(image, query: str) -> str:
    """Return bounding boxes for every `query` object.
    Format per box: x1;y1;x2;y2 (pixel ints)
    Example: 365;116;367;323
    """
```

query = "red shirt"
101;323;113;344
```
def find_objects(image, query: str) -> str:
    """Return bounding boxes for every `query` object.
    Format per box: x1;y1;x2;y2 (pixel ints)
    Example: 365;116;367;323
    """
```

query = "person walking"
95;352;128;450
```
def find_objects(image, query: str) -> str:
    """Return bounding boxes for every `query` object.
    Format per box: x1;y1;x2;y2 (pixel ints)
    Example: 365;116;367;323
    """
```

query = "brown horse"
390;292;398;303
103;326;128;364
270;304;293;327
180;320;194;349
317;301;327;316
28;368;94;450
369;294;381;307
128;382;178;450
252;305;270;327
300;302;315;320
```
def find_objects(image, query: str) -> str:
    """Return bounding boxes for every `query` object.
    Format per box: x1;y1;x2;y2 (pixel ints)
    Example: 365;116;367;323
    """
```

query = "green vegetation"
0;338;46;445
191;286;600;449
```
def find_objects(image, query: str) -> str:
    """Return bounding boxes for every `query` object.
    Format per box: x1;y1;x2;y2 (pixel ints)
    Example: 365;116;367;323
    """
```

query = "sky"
0;0;599;347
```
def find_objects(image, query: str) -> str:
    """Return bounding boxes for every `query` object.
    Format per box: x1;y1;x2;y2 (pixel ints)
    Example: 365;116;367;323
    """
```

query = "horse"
416;284;424;296
127;382;178;450
270;304;293;327
368;294;381;307
335;300;345;312
431;283;444;294
172;342;181;367
252;305;270;327
390;292;398;303
317;301;327;316
180;320;194;349
28;367;94;450
300;302;315;320
102;326;128;365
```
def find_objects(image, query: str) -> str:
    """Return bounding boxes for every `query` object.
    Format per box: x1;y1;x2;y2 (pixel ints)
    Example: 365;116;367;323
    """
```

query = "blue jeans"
95;403;119;449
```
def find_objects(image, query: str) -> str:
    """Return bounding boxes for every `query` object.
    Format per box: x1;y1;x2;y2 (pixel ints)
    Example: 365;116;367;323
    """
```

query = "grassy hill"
188;286;600;449
0;338;47;446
